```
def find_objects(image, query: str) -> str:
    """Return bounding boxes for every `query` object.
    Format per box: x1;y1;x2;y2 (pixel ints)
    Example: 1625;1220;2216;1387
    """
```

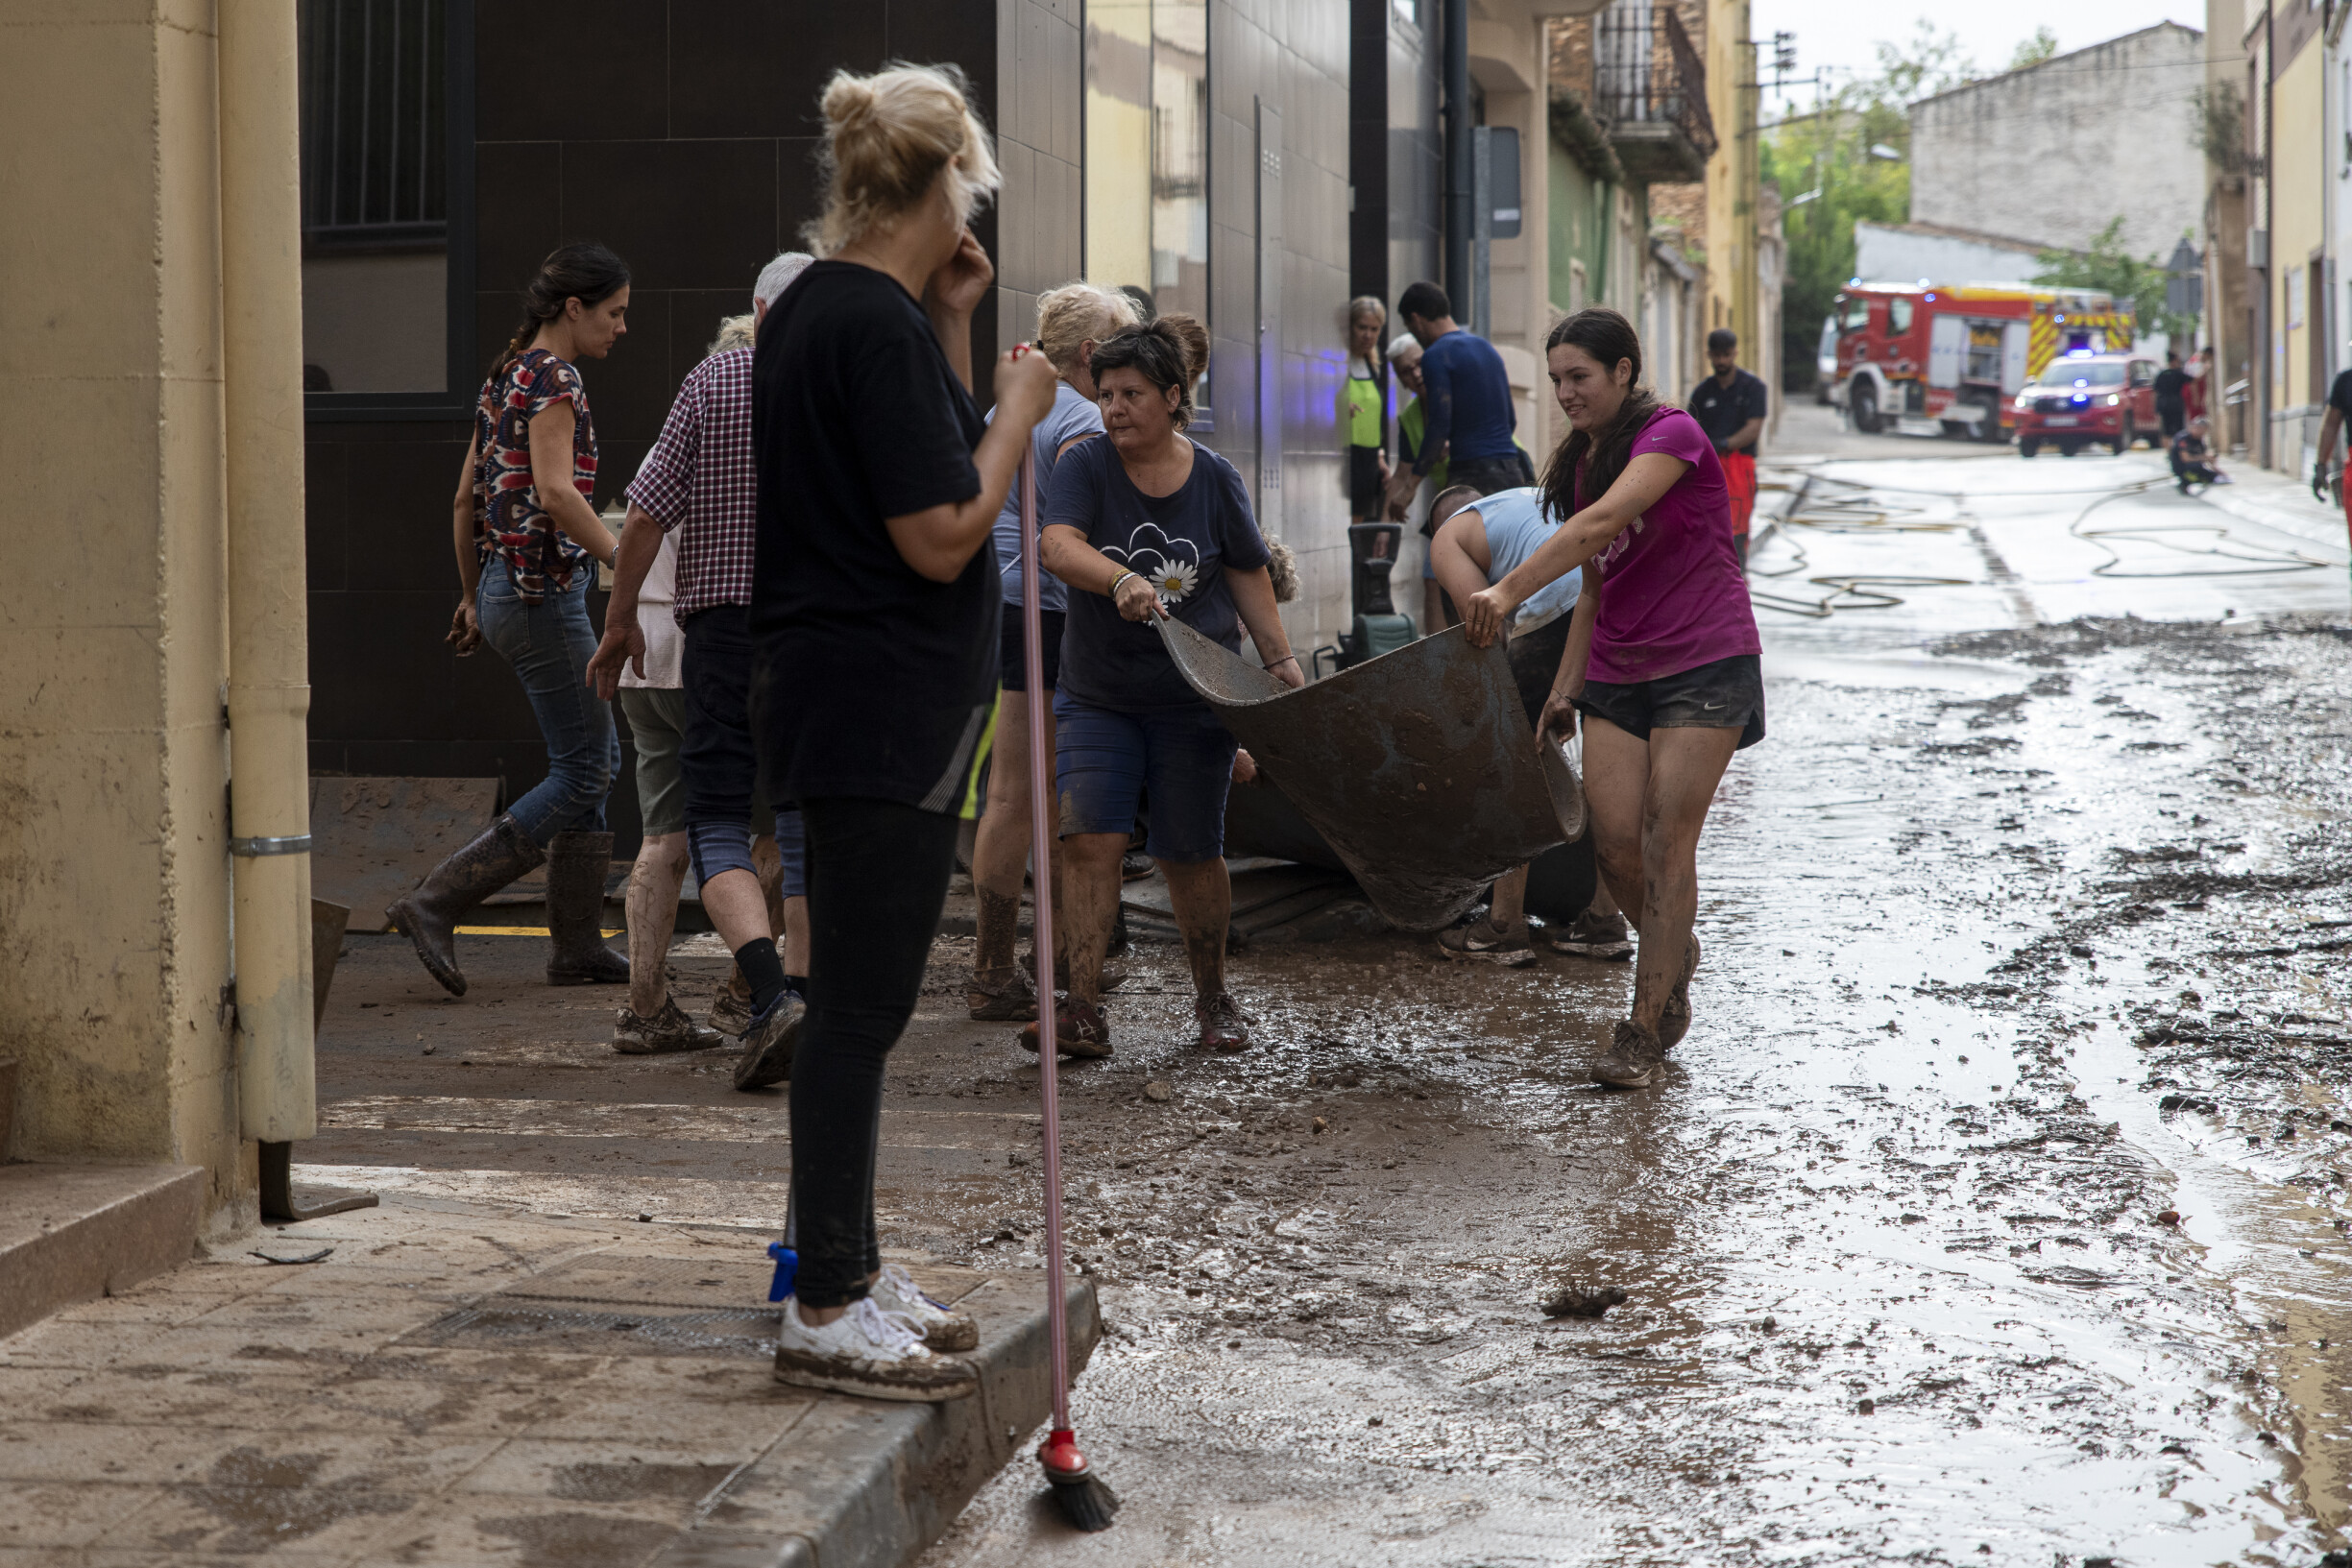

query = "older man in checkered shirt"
590;252;812;1086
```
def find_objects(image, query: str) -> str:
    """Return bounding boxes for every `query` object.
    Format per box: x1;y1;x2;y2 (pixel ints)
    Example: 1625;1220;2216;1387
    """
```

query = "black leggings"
788;795;961;1308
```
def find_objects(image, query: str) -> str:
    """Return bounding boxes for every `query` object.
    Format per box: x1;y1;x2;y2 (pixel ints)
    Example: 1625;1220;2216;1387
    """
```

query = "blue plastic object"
766;1242;797;1302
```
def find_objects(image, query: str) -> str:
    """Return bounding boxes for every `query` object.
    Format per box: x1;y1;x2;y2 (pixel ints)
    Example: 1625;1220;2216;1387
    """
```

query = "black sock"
736;938;787;1015
784;974;809;1000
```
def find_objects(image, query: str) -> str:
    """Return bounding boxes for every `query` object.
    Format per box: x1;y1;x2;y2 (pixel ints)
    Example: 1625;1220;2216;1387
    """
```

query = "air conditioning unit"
2249;229;2269;270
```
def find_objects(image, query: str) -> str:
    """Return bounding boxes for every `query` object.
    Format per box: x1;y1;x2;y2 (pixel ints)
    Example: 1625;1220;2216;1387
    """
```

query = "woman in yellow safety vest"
1340;296;1390;522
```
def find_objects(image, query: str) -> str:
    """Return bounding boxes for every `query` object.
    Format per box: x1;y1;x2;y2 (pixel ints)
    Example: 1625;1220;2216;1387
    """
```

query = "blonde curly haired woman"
748;63;1059;1399
966;280;1140;1023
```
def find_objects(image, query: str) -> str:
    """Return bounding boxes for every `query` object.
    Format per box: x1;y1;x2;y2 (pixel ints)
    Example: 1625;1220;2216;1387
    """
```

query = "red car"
2010;351;2164;456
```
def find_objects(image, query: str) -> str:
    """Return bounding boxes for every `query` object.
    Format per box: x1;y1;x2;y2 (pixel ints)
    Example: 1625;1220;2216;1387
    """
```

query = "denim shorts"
1053;698;1237;864
1575;653;1766;750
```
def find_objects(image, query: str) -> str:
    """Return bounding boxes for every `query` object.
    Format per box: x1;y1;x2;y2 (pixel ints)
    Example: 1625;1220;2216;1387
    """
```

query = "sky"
1747;0;2200;115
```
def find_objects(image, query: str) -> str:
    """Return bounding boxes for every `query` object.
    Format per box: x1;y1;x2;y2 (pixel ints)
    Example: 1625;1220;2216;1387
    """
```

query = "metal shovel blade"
1157;618;1585;930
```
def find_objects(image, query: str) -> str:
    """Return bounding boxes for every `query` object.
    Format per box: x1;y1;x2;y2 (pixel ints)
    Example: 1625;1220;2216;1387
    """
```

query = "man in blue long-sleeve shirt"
1385;281;1531;519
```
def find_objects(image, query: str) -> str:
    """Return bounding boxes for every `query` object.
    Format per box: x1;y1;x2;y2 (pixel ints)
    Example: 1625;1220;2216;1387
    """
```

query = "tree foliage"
2008;27;2060;71
2029;215;2195;345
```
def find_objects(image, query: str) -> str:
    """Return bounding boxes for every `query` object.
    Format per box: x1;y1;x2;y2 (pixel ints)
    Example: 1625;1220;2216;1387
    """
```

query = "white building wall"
1910;23;2206;263
1853;222;2044;286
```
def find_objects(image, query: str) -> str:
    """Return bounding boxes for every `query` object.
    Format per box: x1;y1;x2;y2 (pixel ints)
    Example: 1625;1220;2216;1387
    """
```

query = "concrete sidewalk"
0;1194;1095;1567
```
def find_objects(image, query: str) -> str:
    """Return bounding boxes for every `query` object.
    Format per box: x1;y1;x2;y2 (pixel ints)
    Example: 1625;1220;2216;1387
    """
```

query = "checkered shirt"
625;345;757;620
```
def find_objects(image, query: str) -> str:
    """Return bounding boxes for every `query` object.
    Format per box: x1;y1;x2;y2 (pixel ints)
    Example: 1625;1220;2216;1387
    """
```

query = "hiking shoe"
709;983;754;1038
1657;935;1703;1050
613;996;727;1055
968;964;1038;1023
1196;991;1249;1053
1020;998;1114;1059
1592;1019;1666;1090
771;1297;977;1402
1437;919;1536;966
1544;908;1635;960
732;992;807;1091
870;1263;979;1353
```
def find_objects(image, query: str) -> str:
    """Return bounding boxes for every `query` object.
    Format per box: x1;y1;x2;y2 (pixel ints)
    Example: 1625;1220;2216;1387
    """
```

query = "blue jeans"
475;557;619;844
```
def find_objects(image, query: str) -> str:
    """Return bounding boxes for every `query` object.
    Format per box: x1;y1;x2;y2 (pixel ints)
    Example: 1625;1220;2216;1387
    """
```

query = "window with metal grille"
299;0;473;412
301;0;447;247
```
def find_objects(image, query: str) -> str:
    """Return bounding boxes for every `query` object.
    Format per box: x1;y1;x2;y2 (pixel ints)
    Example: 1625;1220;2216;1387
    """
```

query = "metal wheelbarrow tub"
1159;617;1586;930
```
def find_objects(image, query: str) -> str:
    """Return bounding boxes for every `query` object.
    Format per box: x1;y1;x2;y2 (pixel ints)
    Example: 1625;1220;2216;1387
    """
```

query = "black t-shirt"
2153;367;2189;403
1688;370;1769;451
749;261;995;813
1045;436;1272;713
2331;369;2352;418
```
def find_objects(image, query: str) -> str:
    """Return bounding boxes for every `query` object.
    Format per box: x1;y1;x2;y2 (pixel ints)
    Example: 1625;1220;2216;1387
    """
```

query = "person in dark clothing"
2170;418;2225;492
1687;328;1768;568
749;62;1058;1402
2152;351;2190;441
2313;367;2352;527
1385;280;1530;513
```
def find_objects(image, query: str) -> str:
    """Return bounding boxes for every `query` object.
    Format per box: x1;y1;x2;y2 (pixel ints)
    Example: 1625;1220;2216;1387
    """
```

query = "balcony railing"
1589;2;1716;181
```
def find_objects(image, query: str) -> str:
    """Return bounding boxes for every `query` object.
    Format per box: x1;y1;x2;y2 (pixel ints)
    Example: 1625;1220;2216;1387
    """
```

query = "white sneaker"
870;1263;980;1352
771;1296;977;1402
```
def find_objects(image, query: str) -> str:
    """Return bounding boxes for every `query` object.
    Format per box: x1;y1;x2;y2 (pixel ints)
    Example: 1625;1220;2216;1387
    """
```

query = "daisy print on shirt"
1103;523;1200;606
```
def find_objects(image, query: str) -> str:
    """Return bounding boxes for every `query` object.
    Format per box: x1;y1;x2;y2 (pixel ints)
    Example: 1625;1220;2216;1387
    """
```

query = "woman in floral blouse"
386;242;636;1000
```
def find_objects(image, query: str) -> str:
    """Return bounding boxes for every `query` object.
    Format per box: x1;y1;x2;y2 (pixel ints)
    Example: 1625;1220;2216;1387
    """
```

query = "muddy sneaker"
1657;935;1703;1050
613;997;727;1055
1437;919;1536;966
1020;999;1114;1059
732;992;807;1091
709;971;754;1037
771;1296;978;1402
968;964;1038;1023
870;1263;980;1352
1592;1019;1666;1090
1196;991;1249;1053
1544;908;1635;960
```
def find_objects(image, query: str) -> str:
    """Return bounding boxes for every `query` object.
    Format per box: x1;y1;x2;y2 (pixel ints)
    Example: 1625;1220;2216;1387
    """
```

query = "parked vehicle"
1831;282;2134;442
1814;314;1838;404
2010;351;2165;457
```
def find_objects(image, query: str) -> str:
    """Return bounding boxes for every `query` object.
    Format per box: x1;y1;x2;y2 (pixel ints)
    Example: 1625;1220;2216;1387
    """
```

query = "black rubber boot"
546;830;630;986
386;813;544;998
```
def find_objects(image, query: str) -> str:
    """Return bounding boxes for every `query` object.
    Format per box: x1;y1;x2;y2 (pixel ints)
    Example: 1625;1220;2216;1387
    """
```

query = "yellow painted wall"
2270;42;2324;422
1703;0;1742;346
0;1;247;1221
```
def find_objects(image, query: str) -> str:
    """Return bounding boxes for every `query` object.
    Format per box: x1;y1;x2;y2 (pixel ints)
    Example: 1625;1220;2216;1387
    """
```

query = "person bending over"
1036;317;1305;1058
1425;483;1633;965
749;62;1058;1398
967;281;1141;1023
1462;306;1764;1091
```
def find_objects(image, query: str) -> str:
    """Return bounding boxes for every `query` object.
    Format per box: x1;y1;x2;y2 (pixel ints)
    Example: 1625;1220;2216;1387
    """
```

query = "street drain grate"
407;1302;780;1358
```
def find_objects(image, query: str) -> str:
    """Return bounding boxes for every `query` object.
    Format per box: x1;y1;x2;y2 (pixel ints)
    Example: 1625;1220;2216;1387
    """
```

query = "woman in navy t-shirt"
1038;317;1305;1058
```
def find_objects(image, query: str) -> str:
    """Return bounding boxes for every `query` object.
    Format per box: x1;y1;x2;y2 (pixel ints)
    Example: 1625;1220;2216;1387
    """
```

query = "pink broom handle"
1018;447;1073;1430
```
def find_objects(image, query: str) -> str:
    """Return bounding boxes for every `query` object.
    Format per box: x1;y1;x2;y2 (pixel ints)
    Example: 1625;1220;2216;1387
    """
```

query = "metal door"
2000;321;2029;393
1927;312;1966;389
1255;98;1283;525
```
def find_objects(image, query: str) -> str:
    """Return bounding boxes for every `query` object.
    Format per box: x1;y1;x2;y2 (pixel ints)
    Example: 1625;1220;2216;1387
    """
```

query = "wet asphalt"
306;407;2352;1566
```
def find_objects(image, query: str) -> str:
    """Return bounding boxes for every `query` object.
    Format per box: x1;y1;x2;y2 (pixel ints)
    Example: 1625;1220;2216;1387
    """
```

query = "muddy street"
302;432;2352;1565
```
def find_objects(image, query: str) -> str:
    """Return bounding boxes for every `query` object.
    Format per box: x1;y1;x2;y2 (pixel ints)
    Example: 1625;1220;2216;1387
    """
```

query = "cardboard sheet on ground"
1157;618;1585;930
308;777;499;932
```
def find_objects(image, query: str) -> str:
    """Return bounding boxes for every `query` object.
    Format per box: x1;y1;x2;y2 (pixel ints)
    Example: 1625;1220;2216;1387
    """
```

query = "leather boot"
546;830;630;986
386;813;544;998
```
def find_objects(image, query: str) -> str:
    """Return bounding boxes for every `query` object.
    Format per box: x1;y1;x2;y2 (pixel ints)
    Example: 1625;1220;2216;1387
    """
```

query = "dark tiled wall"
305;1;999;855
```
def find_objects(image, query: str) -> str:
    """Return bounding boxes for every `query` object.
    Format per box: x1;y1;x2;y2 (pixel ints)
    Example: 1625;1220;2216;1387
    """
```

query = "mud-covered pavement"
304;426;2352;1565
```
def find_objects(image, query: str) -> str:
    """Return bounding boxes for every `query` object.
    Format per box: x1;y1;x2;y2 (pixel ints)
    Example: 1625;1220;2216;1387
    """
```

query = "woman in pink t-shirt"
1464;306;1762;1091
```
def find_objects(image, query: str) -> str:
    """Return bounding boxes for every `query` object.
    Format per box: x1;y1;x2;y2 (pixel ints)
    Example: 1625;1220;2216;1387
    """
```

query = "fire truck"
1829;282;2134;442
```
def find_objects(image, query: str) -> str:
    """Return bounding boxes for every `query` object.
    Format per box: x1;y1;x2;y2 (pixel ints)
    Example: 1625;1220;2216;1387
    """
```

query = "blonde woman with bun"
966;281;1141;1023
1032;316;1304;1061
747;62;1059;1401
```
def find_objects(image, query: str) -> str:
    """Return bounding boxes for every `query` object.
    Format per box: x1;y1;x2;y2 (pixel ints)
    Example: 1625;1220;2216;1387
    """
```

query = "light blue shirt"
1470;486;1582;628
988;381;1104;612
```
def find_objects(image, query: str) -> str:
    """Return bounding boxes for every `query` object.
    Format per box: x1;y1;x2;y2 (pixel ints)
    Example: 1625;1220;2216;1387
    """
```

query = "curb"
646;1277;1101;1568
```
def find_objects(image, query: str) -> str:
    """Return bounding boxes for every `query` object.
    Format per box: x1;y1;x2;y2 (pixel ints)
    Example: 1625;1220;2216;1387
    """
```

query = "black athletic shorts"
999;606;1065;692
1576;652;1766;750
